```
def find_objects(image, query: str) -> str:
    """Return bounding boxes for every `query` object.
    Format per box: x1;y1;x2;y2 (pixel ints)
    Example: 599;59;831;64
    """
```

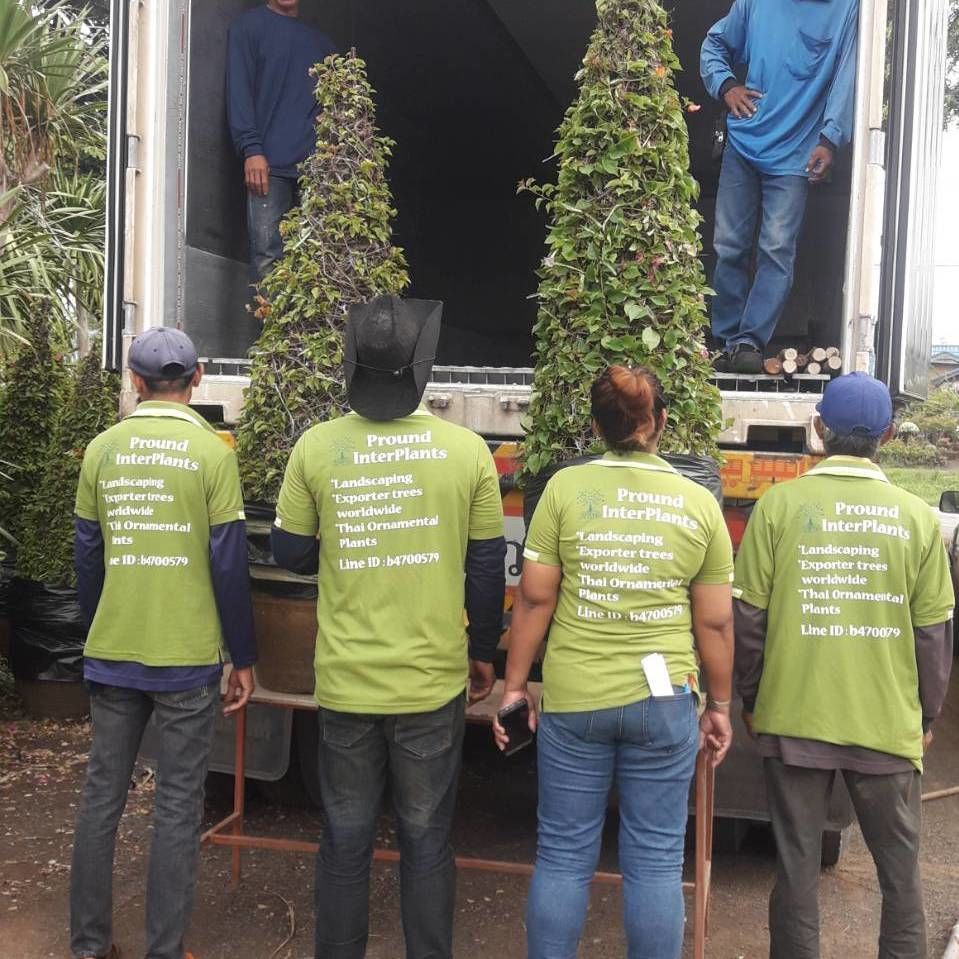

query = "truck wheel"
821;829;843;868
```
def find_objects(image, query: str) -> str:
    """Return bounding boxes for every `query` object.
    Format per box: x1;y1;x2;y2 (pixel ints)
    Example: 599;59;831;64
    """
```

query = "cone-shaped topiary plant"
235;51;410;504
520;0;722;477
0;310;67;541
16;345;119;585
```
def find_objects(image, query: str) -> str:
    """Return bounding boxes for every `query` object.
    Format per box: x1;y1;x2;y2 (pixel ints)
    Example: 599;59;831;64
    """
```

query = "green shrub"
0;311;66;540
16;346;119;584
235;52;409;504
519;0;722;477
903;388;959;445
878;438;944;468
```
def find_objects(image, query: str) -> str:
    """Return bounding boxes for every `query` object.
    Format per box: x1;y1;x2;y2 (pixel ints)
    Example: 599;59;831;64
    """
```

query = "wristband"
706;699;731;713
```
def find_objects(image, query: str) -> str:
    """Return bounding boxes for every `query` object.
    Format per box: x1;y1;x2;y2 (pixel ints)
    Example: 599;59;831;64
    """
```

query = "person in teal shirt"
734;372;954;957
701;0;859;372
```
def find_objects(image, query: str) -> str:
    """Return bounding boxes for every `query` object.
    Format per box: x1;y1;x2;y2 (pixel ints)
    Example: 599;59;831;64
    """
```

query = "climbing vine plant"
235;52;409;503
521;0;722;476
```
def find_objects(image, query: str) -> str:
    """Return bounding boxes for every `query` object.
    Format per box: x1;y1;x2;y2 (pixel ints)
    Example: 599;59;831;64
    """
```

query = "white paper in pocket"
641;653;675;697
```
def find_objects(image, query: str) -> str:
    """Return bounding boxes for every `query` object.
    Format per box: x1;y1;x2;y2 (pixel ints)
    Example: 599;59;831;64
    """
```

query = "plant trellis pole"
520;0;722;477
235;52;409;504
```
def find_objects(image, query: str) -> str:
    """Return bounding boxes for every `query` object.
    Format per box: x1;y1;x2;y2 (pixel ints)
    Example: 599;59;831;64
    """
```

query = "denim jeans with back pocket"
526;690;699;959
70;683;218;959
313;694;465;959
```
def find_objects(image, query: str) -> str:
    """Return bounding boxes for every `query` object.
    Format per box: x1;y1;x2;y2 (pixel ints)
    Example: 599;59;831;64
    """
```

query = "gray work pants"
764;758;926;959
70;683;218;959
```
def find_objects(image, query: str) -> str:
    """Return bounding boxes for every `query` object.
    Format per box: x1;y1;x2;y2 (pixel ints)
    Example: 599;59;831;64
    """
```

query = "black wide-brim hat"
344;295;443;421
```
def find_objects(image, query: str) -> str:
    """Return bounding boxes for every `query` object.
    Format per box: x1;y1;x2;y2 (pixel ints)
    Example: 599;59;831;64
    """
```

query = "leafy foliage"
519;0;722;477
0;0;107;347
0;310;67;541
235;53;409;503
946;1;959;126
879;387;959;467
878;437;945;468
16;345;118;584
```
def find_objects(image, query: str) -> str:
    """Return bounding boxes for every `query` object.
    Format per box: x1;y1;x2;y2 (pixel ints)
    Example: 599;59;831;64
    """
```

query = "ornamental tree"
235;52;410;503
520;0;722;476
17;345;119;584
0;309;66;541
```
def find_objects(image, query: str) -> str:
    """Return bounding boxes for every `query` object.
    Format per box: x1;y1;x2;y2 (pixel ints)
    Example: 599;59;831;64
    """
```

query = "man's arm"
734;598;767;712
916;621;954;732
271;526;319;576
820;7;859;151
226;21;269;196
700;0;748;100
209;520;257;669
465;536;506;663
74;518;105;630
227;22;262;158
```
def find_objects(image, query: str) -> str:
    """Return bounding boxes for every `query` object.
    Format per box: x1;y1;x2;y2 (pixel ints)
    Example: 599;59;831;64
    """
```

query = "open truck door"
876;0;947;401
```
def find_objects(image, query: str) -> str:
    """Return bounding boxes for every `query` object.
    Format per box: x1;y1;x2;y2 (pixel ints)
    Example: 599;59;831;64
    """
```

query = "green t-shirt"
275;408;504;713
523;452;734;713
75;401;246;666
733;456;955;770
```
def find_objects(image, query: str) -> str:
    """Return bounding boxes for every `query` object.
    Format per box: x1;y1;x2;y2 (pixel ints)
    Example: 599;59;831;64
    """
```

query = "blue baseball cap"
128;326;198;379
816;372;893;438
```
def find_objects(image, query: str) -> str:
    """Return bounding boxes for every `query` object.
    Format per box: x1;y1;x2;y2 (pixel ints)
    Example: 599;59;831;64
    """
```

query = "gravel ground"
2;673;958;958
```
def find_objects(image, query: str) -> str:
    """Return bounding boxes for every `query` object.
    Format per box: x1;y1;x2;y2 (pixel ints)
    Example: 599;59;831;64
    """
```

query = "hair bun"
590;364;664;452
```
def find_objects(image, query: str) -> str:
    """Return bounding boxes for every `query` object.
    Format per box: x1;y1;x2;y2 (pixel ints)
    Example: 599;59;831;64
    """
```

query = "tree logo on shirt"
798;502;825;534
577;488;605;521
330;439;354;467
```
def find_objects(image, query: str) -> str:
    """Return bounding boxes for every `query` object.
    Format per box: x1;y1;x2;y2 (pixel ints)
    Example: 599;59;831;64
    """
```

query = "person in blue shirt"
701;0;859;374
227;1;336;279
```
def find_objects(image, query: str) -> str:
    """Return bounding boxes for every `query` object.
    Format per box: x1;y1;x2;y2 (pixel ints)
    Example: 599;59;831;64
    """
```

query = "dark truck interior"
184;0;852;366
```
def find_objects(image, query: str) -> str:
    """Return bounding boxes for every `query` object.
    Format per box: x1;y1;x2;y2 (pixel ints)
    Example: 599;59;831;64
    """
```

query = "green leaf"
641;327;661;350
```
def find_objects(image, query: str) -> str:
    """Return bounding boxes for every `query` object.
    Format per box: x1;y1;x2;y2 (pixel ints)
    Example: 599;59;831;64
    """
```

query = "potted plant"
12;342;118;718
234;52;409;693
520;0;723;511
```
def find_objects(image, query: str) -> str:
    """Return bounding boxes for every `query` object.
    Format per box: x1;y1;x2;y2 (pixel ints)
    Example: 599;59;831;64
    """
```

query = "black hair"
821;427;881;460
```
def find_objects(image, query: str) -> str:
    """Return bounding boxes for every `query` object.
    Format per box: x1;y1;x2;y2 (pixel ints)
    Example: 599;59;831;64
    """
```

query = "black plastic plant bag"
9;578;86;682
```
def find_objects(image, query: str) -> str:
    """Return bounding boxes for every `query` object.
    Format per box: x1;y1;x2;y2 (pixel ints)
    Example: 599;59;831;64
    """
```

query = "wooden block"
764;357;784;375
778;348;798;362
826;355;842;372
810;347;827;363
806;361;822;375
782;358;798;376
825;346;840;358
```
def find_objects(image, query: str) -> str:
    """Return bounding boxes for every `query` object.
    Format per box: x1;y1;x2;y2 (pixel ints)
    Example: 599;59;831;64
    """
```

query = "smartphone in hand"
497;700;534;756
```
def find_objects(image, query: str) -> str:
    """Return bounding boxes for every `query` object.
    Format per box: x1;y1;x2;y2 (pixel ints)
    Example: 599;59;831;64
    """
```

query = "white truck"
108;0;951;860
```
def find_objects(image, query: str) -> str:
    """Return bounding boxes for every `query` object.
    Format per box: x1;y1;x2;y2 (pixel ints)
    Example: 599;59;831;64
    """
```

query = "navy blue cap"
816;372;893;438
128;327;198;379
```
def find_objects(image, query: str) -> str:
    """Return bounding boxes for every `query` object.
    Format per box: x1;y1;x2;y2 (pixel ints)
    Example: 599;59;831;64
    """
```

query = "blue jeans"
527;692;699;959
314;694;465;959
70;683;218;959
711;146;809;350
247;175;297;281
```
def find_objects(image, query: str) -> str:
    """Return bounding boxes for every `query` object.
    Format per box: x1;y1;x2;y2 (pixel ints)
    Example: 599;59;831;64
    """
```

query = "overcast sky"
934;129;959;344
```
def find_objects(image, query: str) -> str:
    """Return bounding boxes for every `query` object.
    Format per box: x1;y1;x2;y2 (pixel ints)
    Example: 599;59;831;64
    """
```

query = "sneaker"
712;351;732;373
729;343;764;375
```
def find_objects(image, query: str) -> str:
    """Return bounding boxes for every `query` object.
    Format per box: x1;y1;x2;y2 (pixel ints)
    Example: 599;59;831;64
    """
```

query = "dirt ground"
2;674;958;959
